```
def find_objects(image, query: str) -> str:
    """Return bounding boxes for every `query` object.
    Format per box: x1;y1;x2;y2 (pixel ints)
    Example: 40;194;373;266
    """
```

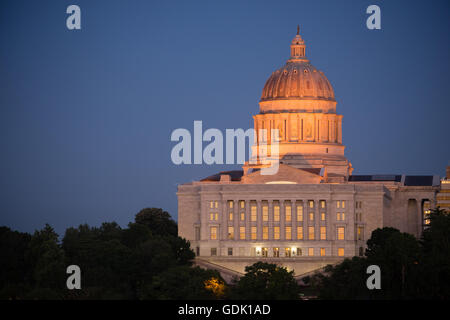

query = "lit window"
338;248;344;257
210;201;214;209
336;213;341;221
297;205;303;221
337;201;340;209
210;227;218;240
297;226;303;240
273;248;279;257
251;205;257;222
263;227;269;240
240;226;245;240
357;227;364;241
342;213;345;220
320;200;326;208
240;212;245;221
285;205;292;222
262;205;268;221
285;248;292;257
274;227;280;240
251;226;257;240
309;200;314;208
239;200;245;209
309;212;314;221
308;248;314;256
229;212;233;221
342;201;345;209
320;248;325;256
320;226;327;240
321;212;326;221
228;226;234;239
308;226;315;240
262;247;268;257
337;227;345;240
285;226;292;240
274;205;280;222
228;200;234;209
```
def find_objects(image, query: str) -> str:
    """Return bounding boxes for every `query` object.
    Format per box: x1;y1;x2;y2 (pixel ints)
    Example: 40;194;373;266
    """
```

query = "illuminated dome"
259;27;336;113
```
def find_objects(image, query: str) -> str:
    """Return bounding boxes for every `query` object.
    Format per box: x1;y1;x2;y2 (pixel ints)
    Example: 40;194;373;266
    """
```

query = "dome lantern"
290;25;307;61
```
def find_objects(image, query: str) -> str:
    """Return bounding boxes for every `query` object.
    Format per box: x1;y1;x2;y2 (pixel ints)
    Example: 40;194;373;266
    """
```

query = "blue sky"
1;0;449;235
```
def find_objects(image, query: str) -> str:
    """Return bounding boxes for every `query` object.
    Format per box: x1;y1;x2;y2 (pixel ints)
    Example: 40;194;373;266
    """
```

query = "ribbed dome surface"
261;60;335;102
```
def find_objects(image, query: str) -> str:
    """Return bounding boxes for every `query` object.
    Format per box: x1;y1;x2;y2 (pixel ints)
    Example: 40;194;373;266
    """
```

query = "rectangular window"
341;213;345;220
321;212;326;221
196;246;200;256
309;200;314;208
251;205;257;222
211;248;217;256
274;204;280;222
320;248;326;256
297;205;303;222
338;248;345;257
228;200;234;209
297;226;303;240
320;226;327;240
228;248;233;256
342;201;345;209
357;227;364;240
240;226;245;240
285;226;292;240
251;226;257;240
239;200;245;209
308;226;315;240
262;204;268;221
262;247;268;257
240;212;245;221
210;213;218;221
274;226;280;240
263;226;269;240
285;248;291;257
195;226;200;240
337;213;341;221
285;205;292;222
229;212;233;221
337;227;345;240
273;247;279;257
210;201;214;209
308;247;314;256
337;201;340;209
320;200;326;209
296;247;302;256
228;226;234;239
309;212;314;221
210;227;218;240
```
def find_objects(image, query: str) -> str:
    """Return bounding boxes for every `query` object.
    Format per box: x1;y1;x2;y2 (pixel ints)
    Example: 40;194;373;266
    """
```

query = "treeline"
308;207;450;299
1;207;449;300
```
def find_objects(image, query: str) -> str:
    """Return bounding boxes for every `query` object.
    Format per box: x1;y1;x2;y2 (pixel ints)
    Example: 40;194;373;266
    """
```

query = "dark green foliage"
311;208;450;300
230;261;301;300
135;208;178;237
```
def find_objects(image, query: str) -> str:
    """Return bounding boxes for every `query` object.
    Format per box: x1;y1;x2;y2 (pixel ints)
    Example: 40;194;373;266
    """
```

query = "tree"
231;262;301;300
135;208;177;237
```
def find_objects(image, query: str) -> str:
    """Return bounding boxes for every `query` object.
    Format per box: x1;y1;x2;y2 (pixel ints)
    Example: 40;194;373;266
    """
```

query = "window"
195;226;200;240
357;227;364;241
321;212;326;221
342;212;345;220
251;205;257;222
274;227;280;240
285;248;291;258
239;200;245;209
210;201;214;209
309;212;314;221
274;204;280;222
228;200;234;209
240;227;245;240
228;248;233;256
308;248;314;256
273;248;279;257
262;204;268;221
308;226;315;240
296;248;302;256
210;213;218;221
228;226;234;239
297;205;303;221
359;247;364;257
262;247;268;257
251;226;257;240
337;213;341;221
211;248;217;256
285;226;292;240
336;201;340;209
196;247;200;256
229;212;233;221
342;201;345;209
285;204;292;222
210;227;218;240
309;200;314;208
240;212;245;221
338;248;345;257
320;226;327;240
320;200;326;208
320;248;326;256
337;227;345;240
263;226;269;240
297;226;303;240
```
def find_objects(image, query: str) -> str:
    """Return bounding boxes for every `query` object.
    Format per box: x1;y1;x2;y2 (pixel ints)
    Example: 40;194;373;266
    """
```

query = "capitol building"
177;28;441;280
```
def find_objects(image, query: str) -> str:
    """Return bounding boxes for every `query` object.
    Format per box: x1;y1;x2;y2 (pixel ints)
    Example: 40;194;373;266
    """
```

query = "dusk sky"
1;0;449;235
